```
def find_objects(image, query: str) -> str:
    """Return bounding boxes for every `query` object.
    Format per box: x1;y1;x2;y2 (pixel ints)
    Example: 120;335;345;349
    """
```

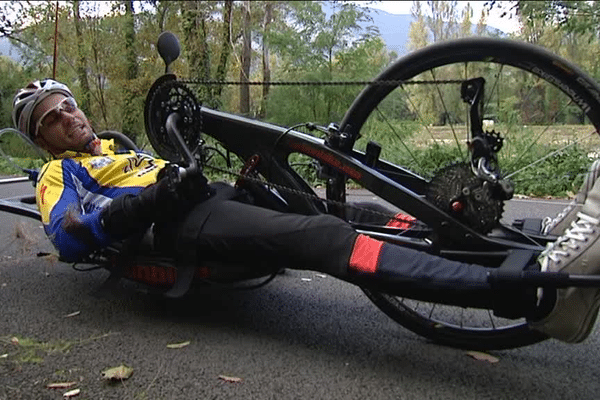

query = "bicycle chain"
203;163;414;226
148;78;464;226
177;77;461;224
178;78;464;87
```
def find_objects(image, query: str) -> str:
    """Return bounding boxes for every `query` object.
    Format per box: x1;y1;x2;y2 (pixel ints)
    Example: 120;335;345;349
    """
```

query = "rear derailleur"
426;78;514;234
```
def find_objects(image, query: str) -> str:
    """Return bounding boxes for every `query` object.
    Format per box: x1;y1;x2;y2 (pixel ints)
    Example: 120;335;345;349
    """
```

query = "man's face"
31;93;96;155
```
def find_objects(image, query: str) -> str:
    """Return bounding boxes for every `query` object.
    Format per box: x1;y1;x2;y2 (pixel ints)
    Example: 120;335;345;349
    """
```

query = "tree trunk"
182;1;211;103
157;1;170;32
123;0;138;141
214;0;233;101
124;0;137;80
73;0;91;116
258;1;272;118
240;0;251;115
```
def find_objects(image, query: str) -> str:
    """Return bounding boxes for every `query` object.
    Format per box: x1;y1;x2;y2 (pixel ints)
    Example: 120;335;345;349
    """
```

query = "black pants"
174;182;357;278
158;182;539;316
170;183;489;284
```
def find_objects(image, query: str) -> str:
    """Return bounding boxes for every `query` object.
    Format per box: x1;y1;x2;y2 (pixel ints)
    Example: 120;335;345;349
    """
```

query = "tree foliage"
1;0;599;148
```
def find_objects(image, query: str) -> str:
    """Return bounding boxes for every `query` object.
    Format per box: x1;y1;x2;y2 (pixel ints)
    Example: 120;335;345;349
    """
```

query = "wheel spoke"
430;68;465;160
428;303;436;319
488;310;497;329
373;105;422;169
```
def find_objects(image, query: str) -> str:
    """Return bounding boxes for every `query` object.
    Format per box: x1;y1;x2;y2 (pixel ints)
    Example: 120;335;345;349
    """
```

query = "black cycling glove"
100;164;212;240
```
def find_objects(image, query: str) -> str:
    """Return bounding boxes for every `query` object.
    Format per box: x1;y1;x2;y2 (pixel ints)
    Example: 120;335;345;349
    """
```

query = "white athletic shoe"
542;159;600;235
531;176;600;342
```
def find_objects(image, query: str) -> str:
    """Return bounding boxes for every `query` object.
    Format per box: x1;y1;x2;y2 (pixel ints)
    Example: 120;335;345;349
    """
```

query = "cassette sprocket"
425;162;504;234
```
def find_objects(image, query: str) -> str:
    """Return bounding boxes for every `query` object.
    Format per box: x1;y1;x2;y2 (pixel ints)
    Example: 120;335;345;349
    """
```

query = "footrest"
488;249;600;288
489;270;600;288
512;218;544;235
488;249;537;318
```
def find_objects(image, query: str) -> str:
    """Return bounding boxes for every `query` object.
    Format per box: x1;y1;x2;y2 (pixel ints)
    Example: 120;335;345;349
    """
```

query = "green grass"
0;335;74;364
0;157;44;176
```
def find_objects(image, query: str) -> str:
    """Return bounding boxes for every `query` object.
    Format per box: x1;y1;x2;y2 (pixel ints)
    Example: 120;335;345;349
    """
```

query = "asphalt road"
1;181;600;400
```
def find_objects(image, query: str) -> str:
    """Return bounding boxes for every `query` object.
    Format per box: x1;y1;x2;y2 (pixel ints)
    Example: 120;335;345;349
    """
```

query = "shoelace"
541;200;577;235
539;212;600;270
541;160;600;235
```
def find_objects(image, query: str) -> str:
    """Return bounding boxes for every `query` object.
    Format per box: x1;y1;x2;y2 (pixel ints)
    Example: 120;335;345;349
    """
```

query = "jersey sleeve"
36;160;114;262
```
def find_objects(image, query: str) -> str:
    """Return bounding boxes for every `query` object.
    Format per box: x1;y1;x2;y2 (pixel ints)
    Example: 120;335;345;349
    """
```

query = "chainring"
144;75;202;163
425;163;504;234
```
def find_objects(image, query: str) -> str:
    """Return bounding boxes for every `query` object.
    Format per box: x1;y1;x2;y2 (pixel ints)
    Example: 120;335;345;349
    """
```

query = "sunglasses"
34;96;78;138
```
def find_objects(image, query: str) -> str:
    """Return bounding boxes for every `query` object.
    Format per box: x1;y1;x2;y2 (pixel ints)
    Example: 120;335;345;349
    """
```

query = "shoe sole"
569;290;600;343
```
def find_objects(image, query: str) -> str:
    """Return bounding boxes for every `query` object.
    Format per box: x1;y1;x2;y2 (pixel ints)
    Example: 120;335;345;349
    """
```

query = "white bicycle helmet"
12;79;74;139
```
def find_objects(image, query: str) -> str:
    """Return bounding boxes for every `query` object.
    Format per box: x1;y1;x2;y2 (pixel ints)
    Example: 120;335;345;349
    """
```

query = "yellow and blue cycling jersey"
36;139;168;261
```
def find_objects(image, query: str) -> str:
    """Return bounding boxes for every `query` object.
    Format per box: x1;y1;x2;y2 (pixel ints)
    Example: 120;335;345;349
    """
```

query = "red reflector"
348;234;384;274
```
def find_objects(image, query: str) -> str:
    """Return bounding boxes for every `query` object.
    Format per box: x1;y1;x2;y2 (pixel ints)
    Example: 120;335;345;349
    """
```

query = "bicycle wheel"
338;38;600;350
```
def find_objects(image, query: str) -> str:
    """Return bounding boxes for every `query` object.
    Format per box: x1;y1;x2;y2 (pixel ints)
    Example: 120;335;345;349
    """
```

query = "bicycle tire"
338;38;600;350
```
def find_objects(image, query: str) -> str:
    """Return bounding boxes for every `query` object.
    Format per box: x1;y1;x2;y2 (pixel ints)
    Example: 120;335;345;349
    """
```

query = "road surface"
1;181;599;399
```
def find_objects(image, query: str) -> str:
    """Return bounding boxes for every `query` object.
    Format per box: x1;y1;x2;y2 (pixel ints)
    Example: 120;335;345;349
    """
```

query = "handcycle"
3;32;600;351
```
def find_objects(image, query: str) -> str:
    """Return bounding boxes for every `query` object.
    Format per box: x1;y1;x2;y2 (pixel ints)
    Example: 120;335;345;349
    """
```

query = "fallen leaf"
315;274;327;278
63;388;80;398
466;351;499;363
0;354;7;358
39;253;59;264
167;341;190;349
301;278;312;282
102;365;134;381
14;221;38;243
218;375;242;383
10;337;19;345
47;382;77;389
63;311;81;318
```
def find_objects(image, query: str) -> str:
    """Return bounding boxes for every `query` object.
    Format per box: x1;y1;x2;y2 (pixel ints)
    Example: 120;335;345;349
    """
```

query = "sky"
354;1;521;34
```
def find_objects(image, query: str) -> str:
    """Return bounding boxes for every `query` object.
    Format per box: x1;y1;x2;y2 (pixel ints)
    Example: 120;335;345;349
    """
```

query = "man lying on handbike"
12;78;600;344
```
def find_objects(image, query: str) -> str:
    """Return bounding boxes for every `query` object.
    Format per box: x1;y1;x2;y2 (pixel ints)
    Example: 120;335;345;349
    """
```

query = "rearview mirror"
157;31;180;73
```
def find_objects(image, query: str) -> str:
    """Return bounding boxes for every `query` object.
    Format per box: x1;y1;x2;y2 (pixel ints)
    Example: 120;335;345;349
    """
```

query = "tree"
460;2;473;37
258;0;273;118
73;0;91;116
1;0;392;140
500;1;600;36
264;1;385;125
213;0;233;101
121;1;139;141
408;1;429;51
239;0;251;115
0;56;30;128
476;6;489;36
426;1;459;42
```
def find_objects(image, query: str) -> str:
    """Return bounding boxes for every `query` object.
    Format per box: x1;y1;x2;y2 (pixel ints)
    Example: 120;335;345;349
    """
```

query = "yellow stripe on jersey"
36;161;66;225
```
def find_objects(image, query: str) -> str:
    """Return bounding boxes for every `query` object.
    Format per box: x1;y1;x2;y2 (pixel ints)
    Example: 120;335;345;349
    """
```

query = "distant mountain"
0;37;21;62
367;10;414;56
365;9;505;56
